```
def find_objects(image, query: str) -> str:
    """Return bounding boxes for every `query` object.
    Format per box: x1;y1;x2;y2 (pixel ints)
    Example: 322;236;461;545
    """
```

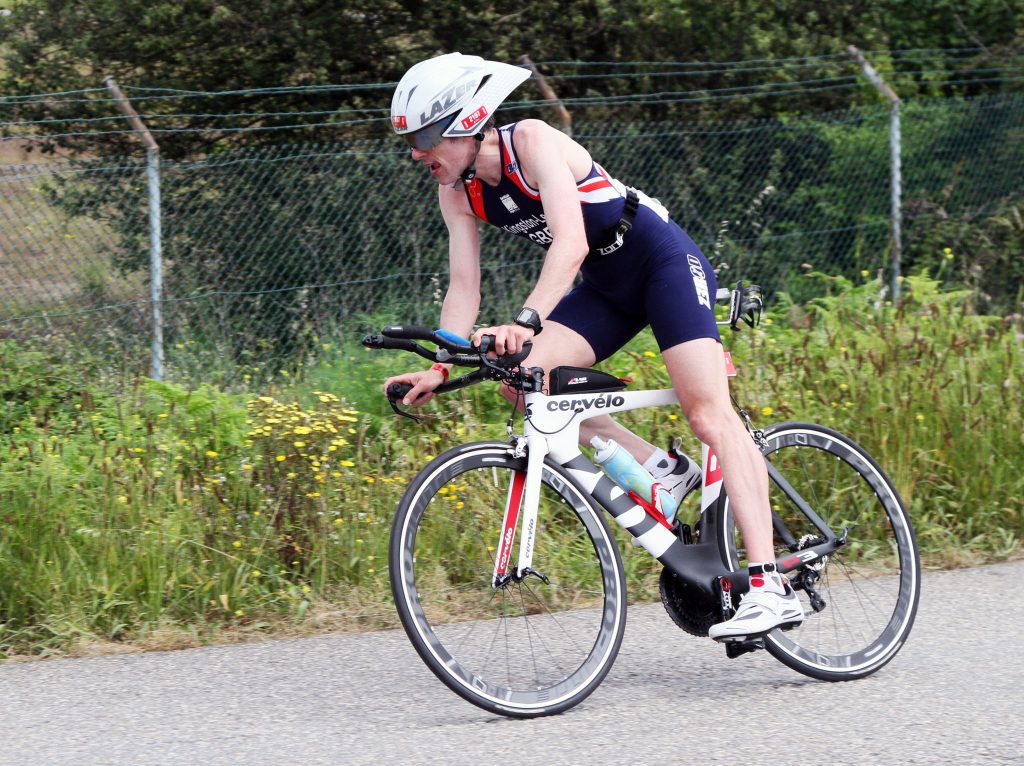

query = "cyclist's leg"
502;285;661;460
640;229;775;563
660;338;774;563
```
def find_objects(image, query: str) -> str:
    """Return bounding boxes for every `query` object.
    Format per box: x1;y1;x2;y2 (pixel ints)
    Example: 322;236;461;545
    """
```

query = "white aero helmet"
391;53;531;151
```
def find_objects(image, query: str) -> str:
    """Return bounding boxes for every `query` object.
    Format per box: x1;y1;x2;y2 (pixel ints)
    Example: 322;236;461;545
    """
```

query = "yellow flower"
233;540;242;548
252;570;262;577
302;585;311;593
276;455;287;462
761;406;774;417
206;450;219;458
340;460;355;467
294;441;306;448
644;350;656;357
235;610;244;617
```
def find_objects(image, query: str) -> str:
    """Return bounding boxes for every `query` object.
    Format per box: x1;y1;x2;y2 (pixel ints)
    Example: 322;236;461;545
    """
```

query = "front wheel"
389;441;627;718
718;422;920;681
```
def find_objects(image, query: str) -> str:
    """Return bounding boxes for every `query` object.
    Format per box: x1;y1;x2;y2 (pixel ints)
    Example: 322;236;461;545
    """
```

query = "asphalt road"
3;561;1022;766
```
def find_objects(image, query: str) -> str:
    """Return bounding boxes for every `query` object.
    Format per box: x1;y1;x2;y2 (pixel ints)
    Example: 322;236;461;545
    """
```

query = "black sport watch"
513;306;543;335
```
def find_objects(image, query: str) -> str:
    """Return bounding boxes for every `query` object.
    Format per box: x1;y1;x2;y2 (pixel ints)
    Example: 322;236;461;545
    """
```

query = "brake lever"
386;383;423;424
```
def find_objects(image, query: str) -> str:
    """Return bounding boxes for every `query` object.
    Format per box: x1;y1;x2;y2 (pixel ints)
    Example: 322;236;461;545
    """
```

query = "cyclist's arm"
382;186;480;406
513;119;591;319
438;183;482;339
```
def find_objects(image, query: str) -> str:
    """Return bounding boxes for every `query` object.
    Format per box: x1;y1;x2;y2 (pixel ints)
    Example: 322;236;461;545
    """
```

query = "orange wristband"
431;363;449;382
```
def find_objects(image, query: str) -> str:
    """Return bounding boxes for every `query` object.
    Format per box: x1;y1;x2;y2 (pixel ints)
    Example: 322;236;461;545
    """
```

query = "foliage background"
0;2;1021;656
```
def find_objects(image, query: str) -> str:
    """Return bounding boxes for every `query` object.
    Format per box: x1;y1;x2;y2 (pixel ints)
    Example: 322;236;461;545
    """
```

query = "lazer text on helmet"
421;82;476;125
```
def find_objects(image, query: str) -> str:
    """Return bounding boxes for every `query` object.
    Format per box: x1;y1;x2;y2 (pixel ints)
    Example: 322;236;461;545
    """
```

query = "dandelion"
252;570;262;577
293;441;306;448
916;414;925;422
233;540;242;548
302;585;311;593
276;455;287;462
340;460;355;467
235;610;244;617
943;247;954;261
761;406;774;417
206;450;219;458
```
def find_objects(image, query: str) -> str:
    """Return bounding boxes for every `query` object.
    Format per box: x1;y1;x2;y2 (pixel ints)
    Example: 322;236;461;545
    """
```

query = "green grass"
0;272;1020;658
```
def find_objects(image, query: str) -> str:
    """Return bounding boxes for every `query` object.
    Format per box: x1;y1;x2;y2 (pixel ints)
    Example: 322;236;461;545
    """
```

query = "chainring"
659;568;718;638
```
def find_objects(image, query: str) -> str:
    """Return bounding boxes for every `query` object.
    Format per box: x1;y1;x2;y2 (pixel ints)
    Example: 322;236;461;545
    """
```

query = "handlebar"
366;282;763;421
362;327;541;421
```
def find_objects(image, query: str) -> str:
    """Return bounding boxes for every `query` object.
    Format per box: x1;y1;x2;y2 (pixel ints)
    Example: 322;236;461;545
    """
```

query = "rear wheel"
389;441;626;717
718;423;920;680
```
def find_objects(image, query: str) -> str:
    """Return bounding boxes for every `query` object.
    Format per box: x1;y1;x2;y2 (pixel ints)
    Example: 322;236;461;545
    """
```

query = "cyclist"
383;53;803;641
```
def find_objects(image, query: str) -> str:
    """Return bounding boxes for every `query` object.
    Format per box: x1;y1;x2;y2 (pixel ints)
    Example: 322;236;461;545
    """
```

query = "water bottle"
591;436;680;524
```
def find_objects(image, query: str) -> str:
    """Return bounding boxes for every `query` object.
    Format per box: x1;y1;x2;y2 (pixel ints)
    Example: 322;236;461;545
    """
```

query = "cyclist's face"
410;136;475;185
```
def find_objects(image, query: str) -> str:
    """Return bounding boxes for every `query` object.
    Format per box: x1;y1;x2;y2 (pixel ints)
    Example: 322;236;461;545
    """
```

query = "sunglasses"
400;113;458;152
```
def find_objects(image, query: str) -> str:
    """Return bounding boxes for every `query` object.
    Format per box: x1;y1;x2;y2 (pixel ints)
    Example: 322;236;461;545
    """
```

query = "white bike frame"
491;385;726;583
490;285;741;583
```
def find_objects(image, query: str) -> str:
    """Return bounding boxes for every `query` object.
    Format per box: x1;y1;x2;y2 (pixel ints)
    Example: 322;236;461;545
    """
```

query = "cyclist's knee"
683;401;741;446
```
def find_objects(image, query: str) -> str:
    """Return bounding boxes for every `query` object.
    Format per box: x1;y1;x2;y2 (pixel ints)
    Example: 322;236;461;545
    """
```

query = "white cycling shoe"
708;586;805;642
659;437;703;503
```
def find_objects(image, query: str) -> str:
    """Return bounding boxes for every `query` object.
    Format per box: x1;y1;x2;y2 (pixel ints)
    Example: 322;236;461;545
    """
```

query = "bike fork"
491;436;547;586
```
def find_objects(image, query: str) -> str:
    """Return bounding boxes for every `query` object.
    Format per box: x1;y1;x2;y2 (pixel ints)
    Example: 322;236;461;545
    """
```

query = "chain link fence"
2;92;1022;387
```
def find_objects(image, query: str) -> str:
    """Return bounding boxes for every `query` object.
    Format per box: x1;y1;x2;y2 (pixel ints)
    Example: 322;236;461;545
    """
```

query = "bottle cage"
718;282;764;331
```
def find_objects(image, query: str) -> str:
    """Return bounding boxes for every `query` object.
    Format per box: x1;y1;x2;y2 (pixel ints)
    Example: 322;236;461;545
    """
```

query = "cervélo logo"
547;394;625;412
461;105;488;130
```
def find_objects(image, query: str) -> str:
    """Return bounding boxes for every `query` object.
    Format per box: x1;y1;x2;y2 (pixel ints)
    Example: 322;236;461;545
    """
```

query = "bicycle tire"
717;422;920;681
389;441;627;717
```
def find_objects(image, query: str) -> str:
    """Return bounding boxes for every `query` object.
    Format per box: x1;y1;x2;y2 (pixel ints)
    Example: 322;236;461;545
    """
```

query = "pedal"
725;637;765;658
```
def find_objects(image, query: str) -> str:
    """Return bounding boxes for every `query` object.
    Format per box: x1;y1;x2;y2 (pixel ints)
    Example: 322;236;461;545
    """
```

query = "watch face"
516;309;531;323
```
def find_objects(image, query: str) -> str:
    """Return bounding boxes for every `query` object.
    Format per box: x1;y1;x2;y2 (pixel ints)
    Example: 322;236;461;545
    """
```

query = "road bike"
362;284;920;718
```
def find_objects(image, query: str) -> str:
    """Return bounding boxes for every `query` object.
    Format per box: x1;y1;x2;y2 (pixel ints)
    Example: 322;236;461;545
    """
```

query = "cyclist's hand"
472;324;534;357
383;367;445;407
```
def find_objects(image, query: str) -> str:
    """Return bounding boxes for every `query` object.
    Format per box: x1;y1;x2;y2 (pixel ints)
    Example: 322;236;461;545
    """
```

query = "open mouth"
428;162;441;174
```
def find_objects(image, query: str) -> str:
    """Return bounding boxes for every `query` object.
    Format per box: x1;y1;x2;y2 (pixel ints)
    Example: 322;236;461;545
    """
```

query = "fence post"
848;46;902;301
102;76;165;380
519;55;572;136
